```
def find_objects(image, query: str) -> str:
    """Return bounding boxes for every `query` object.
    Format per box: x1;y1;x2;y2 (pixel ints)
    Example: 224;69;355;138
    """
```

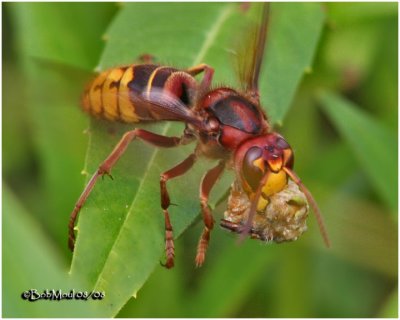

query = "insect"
68;4;330;268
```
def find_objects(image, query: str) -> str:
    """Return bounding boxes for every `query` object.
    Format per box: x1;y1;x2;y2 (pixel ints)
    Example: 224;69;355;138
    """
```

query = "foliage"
3;2;397;318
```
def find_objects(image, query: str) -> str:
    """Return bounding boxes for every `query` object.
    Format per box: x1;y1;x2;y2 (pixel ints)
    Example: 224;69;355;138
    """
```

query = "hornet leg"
138;53;155;64
160;153;197;268
186;63;214;95
195;160;225;267
68;129;191;251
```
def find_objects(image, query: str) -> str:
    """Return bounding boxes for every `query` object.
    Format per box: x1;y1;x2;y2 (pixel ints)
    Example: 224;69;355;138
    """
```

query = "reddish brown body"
69;4;329;269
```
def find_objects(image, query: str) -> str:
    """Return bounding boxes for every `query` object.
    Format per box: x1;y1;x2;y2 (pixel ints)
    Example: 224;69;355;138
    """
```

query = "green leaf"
185;240;280;317
2;184;101;317
71;4;236;315
378;288;398;318
70;3;325;316
318;91;397;213
8;2;117;69
261;2;325;125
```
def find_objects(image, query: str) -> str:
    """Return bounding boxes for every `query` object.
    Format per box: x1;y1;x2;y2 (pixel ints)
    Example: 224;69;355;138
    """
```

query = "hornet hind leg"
160;153;197;268
68;129;192;251
186;64;214;96
195;160;225;267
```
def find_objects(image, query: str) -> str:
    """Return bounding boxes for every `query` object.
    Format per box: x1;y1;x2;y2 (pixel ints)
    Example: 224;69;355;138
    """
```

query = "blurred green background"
3;2;398;318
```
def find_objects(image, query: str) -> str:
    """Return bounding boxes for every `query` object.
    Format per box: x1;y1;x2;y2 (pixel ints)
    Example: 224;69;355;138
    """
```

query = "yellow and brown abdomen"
81;64;191;123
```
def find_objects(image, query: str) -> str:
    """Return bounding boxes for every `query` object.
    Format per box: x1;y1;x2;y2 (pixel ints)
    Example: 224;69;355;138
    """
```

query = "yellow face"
238;133;294;211
249;158;288;211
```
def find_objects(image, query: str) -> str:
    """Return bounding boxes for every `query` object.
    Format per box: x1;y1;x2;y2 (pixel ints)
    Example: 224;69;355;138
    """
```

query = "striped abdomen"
81;64;197;123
